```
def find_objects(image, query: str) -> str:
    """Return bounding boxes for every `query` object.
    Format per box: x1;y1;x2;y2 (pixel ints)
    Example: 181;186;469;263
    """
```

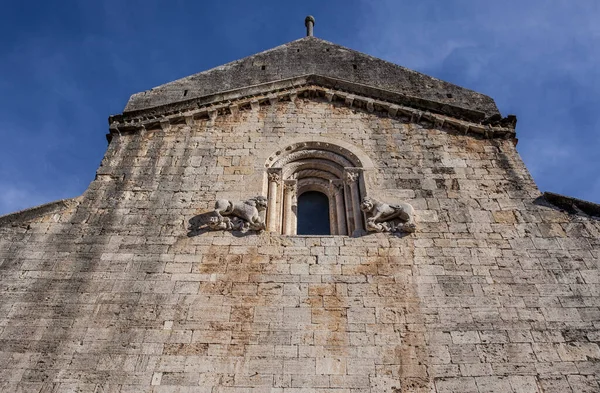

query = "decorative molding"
108;75;516;142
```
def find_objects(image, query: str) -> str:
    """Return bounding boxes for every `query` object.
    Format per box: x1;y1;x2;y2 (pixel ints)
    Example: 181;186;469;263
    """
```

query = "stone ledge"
543;192;600;218
108;77;516;142
0;197;80;227
112;74;490;124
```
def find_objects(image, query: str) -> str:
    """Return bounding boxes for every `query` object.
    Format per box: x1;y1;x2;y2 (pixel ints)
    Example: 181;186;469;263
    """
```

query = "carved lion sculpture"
208;196;268;233
360;196;416;233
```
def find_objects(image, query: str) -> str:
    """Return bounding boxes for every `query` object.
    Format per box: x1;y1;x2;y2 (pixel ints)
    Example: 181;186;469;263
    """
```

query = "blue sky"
1;0;599;216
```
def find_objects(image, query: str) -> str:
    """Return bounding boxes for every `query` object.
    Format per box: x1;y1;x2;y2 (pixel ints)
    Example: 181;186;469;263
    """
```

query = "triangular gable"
123;37;499;118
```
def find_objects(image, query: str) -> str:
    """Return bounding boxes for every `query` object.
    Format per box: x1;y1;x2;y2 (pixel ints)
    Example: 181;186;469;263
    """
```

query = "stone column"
345;168;364;234
331;179;347;236
328;183;338;235
283;180;297;235
266;169;282;232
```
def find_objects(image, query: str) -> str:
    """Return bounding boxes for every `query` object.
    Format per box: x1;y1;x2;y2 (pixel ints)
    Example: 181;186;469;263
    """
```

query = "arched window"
264;141;367;236
297;191;331;235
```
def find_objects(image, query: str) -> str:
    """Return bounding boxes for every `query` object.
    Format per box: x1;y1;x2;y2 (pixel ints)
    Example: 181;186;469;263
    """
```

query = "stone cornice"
108;75;516;142
0;198;80;228
543;192;600;219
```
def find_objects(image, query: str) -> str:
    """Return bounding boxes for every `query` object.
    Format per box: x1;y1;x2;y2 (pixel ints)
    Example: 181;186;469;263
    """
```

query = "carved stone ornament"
283;182;297;195
360;196;416;233
267;172;281;182
344;170;359;185
208;196;268;233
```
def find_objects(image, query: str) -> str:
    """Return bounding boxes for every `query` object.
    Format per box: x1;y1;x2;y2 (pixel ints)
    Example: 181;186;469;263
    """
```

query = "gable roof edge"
108;75;516;143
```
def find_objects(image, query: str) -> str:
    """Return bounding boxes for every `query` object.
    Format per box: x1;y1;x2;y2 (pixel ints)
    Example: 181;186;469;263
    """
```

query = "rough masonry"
0;27;599;393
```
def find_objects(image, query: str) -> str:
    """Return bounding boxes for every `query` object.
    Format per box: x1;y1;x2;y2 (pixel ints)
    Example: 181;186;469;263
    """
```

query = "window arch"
265;141;367;236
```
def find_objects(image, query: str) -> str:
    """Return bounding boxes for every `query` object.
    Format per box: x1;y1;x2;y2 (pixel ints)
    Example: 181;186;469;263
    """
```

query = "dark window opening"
183;89;188;97
261;65;266;70
297;191;330;235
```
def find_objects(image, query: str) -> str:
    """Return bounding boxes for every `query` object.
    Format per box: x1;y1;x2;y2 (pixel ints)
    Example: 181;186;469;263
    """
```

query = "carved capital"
267;171;281;183
330;179;344;195
283;180;297;199
284;180;297;192
344;168;361;185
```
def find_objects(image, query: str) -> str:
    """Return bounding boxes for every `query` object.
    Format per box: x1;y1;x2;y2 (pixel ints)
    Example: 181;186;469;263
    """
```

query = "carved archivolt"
264;142;368;236
273;149;354;169
283;160;343;179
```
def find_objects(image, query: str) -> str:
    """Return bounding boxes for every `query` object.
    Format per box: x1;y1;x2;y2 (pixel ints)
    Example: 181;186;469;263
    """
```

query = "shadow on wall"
187;212;214;237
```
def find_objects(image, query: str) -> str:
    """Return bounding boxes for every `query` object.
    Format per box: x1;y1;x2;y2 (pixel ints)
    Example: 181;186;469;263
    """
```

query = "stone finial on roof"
305;15;315;37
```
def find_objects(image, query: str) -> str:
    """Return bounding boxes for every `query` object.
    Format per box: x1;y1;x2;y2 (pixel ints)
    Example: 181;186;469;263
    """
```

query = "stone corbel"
344;95;355;107
434;117;445;129
229;104;240;117
184;115;195;126
410;111;422;124
160;118;171;131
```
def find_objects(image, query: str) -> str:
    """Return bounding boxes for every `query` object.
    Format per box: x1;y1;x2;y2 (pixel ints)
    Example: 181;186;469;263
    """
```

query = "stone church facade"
1;19;599;393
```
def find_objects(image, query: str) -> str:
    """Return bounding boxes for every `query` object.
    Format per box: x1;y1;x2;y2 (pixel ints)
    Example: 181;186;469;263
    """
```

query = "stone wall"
0;98;598;392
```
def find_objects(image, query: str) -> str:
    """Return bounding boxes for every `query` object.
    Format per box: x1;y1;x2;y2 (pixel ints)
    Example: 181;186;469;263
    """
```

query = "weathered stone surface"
1;41;599;393
123;37;500;118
